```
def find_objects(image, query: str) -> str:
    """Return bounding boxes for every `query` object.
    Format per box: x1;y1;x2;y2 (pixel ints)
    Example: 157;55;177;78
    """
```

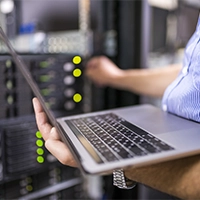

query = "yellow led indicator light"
37;148;44;155
73;93;82;103
72;56;82;65
26;185;33;192
37;156;44;163
36;131;42;138
36;139;43;147
73;68;82;77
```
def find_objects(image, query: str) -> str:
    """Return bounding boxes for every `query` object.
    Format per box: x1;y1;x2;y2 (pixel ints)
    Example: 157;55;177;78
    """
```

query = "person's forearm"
109;64;182;98
125;154;200;200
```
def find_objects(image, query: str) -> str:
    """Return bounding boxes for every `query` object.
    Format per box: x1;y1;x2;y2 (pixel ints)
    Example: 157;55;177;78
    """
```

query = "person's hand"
32;97;77;167
85;56;123;87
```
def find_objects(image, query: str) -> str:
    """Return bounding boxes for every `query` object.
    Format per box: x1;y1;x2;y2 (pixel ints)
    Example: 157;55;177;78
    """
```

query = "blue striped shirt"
162;16;200;122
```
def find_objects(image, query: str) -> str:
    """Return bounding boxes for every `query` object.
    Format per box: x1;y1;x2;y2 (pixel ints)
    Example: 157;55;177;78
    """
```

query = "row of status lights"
63;56;83;110
35;131;45;164
68;56;82;104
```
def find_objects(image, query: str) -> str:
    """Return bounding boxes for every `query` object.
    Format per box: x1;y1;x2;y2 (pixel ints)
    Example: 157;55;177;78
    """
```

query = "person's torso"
162;16;200;122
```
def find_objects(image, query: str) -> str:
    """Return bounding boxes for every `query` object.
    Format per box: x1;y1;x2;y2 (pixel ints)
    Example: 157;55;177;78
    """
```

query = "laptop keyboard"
65;113;174;163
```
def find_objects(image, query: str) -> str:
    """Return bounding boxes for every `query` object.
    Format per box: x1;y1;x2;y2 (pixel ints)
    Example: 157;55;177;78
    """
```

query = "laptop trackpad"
159;128;200;149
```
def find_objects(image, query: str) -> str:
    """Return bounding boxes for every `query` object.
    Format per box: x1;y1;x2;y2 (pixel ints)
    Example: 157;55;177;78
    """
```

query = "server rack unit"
0;0;92;198
0;164;84;199
0;54;84;118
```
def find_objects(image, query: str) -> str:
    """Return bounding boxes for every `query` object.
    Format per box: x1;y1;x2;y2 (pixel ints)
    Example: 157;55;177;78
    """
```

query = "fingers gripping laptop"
1;27;200;175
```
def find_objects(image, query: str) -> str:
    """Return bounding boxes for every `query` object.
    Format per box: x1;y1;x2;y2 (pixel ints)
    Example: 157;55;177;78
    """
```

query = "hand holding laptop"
33;96;200;200
32;97;78;168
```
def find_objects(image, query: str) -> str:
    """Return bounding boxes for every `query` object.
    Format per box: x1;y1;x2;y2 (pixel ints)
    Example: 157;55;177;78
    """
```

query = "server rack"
90;0;143;111
0;0;149;199
0;0;94;198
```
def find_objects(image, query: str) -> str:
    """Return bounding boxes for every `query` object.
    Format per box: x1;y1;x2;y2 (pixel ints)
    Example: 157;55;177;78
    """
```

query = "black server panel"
0;165;84;199
0;115;86;199
0;54;84;119
30;54;84;115
0;115;50;182
0;53;87;199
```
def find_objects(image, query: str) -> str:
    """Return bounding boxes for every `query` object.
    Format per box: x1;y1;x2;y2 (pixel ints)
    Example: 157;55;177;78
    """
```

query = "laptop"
1;27;200;175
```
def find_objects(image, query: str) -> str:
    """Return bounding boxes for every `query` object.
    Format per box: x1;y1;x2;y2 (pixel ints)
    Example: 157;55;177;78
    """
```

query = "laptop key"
129;144;147;156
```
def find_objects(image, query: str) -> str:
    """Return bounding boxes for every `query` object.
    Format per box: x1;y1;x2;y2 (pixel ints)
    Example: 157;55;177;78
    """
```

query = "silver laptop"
1;27;200;175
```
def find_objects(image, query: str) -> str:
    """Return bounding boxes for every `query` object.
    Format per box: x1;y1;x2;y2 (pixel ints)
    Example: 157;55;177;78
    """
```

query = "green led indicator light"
7;95;13;105
26;177;32;184
6;80;13;90
37;156;44;163
39;61;49;68
73;93;82;103
72;56;81;65
56;168;61;174
36;139;43;147
45;102;51;109
39;75;51;82
37;148;44;155
36;131;42;138
6;60;12;68
26;185;33;192
41;88;51;96
73;68;82;77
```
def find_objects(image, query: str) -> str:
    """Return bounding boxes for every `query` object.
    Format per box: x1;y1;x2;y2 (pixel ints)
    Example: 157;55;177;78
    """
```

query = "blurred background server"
0;0;199;199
